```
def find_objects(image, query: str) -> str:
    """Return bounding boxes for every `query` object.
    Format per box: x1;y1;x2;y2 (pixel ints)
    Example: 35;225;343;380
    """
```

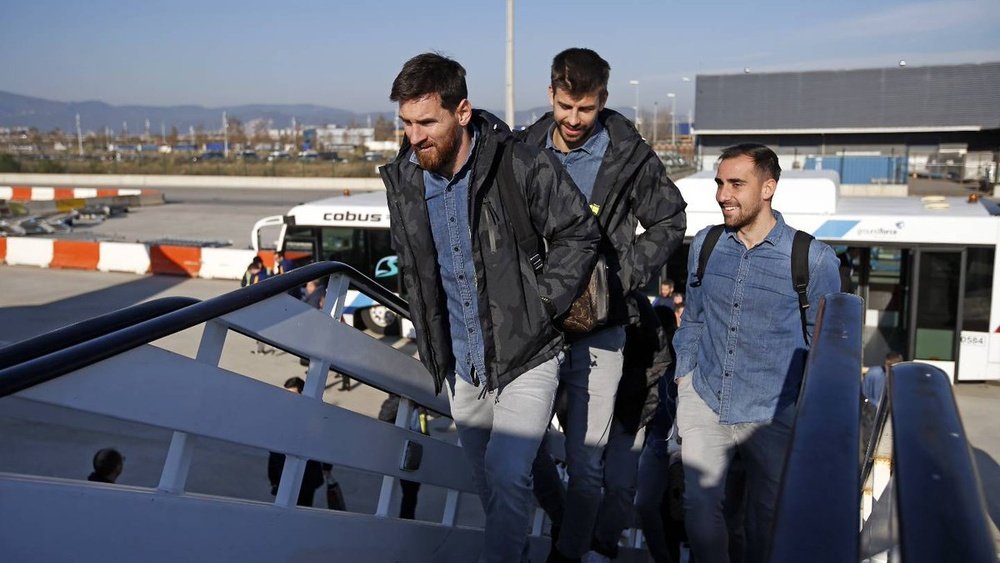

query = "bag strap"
498;141;544;272
691;224;725;288
792;230;814;343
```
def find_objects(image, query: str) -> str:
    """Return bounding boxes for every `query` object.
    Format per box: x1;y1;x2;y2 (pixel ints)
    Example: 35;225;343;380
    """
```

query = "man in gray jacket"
381;52;600;563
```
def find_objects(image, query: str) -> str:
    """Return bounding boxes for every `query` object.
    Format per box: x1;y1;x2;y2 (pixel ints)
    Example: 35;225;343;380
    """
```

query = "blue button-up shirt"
673;211;841;424
545;120;609;202
414;127;487;385
862;366;886;407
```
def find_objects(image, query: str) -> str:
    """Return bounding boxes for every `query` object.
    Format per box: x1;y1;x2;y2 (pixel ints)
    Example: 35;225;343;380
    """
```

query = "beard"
721;199;764;230
414;126;462;174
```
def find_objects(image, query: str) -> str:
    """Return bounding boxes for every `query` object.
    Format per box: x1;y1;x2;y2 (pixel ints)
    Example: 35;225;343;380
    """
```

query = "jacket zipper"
484;200;499;252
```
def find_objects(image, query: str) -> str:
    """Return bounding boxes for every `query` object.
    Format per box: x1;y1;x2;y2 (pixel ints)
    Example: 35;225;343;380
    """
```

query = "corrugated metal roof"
695;62;1000;133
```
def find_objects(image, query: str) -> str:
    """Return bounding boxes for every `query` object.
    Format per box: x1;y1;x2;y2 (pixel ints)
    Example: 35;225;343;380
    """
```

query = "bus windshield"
284;225;397;285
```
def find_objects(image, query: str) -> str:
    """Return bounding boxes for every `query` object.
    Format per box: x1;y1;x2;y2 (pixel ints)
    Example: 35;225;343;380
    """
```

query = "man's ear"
548;85;555;106
762;178;777;201
455;99;472;126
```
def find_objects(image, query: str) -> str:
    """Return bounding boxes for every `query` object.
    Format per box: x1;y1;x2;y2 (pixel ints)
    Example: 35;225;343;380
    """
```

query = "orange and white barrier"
0;237;273;281
0;186;146;201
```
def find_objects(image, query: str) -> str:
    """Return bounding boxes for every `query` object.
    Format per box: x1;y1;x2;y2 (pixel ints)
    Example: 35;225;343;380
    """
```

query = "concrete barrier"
5;238;54;268
0;174;385;192
200;248;256;280
97;242;150;275
0;185;148;201
1;236;263;281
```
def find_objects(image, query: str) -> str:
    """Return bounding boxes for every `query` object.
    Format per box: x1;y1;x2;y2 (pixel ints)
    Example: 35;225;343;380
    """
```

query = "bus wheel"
360;306;399;335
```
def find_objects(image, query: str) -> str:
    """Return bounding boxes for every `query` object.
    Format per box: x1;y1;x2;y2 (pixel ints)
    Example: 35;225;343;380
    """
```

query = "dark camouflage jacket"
518;109;687;325
380;110;600;395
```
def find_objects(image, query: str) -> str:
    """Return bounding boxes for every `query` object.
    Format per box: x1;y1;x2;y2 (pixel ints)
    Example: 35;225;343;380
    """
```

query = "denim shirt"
415;127;487;386
545;120;609;202
672;211;841;424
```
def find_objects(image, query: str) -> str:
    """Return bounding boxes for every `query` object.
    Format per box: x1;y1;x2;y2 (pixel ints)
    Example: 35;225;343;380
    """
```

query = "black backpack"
691;224;814;343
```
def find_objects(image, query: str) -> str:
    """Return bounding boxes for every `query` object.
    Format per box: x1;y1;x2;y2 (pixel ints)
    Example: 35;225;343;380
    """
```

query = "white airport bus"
253;174;1000;381
251;191;408;336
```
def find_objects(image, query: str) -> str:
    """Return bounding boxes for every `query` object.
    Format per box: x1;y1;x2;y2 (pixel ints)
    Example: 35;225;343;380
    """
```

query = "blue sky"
2;0;998;117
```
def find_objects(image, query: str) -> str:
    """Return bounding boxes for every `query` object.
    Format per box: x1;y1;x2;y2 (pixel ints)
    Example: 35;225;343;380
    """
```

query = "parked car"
238;150;259;161
268;151;291;162
0;220;26;237
193;151;225;162
18;217;57;235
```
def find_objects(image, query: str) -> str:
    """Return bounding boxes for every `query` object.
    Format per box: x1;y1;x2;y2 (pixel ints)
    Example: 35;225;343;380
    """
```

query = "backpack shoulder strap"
792;230;814;342
690;224;725;287
498;141;544;271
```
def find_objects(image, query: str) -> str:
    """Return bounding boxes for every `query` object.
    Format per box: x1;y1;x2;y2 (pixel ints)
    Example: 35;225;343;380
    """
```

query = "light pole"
505;0;515;127
667;92;676;148
652;102;658;145
629;80;640;128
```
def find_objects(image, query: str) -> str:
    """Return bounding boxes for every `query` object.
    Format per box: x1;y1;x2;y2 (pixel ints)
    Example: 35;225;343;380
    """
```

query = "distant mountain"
0;90;632;134
0;91;369;133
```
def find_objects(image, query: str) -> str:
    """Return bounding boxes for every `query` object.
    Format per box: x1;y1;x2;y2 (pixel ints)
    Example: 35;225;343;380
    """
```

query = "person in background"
87;448;124;484
673;303;685;329
653;280;675;309
242;256;272;353
378;393;430;519
862;351;903;408
268;377;336;508
241;256;269;287
272;250;296;275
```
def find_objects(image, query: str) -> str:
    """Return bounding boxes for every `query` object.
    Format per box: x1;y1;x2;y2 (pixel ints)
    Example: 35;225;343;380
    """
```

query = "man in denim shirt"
673;144;840;563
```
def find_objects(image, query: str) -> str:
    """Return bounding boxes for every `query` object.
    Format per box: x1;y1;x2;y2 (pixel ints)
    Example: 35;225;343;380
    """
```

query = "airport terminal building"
693;62;1000;188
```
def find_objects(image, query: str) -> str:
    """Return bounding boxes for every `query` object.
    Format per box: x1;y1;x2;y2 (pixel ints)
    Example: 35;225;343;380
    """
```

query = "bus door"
908;247;995;381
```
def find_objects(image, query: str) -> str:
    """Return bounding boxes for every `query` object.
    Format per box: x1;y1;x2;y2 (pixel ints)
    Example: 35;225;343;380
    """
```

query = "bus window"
321;227;365;271
860;246;909;365
913;251;962;361
283;226;318;268
319;227;396;284
962;247;994;333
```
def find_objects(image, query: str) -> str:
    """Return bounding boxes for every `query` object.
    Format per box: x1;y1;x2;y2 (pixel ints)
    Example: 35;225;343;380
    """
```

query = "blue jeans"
556;325;626;557
591;418;645;558
448;357;560;563
676;374;794;563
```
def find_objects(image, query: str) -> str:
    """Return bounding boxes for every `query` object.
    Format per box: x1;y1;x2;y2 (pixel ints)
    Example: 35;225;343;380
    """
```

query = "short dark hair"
550;48;610;98
283;376;305;392
93;448;123;475
390;52;467;111
719;143;782;182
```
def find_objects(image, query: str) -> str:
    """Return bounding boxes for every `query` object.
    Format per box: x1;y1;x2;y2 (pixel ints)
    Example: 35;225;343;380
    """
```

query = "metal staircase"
0;268;994;561
0;263;530;562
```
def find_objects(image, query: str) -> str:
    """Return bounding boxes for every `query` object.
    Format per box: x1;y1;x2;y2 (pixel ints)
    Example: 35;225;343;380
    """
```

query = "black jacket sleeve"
628;156;687;291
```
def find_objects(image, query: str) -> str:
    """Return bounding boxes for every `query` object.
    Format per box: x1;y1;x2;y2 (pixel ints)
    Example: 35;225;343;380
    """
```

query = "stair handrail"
890;362;996;563
0;296;199;371
0;261;410;398
769;293;864;563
